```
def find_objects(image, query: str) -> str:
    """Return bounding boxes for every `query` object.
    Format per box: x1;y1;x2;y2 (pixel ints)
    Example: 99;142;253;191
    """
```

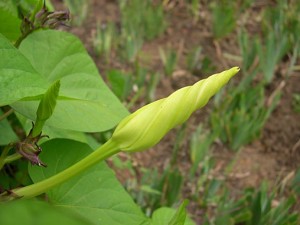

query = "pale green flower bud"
110;67;240;152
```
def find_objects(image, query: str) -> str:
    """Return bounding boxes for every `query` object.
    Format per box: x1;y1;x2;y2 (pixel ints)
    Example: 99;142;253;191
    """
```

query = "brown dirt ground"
55;0;300;223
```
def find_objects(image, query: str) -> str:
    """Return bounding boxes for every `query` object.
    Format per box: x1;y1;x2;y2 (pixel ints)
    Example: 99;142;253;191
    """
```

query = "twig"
267;80;286;107
292;138;300;154
176;39;185;64
213;40;228;68
0;109;14;122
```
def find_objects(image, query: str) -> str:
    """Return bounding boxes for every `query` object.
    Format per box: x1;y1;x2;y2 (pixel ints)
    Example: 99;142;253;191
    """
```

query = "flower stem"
3;153;22;164
5;139;120;200
0;144;13;170
14;30;33;48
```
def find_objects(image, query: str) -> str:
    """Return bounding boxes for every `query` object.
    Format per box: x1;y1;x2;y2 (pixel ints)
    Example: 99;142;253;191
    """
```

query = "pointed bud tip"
224;66;240;79
231;66;240;73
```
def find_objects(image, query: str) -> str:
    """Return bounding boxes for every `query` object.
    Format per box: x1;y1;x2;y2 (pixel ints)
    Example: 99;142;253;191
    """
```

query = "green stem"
0;108;14;122
0;145;13;170
14;30;33;48
4;153;22;164
8;139;120;200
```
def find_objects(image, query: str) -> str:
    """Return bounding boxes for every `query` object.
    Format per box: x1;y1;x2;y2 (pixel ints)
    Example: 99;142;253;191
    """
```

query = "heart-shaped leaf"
0;199;93;225
12;30;128;132
0;34;47;106
29;139;149;225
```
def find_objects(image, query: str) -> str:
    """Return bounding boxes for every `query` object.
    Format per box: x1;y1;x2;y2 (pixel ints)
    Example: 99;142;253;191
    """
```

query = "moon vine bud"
110;67;240;152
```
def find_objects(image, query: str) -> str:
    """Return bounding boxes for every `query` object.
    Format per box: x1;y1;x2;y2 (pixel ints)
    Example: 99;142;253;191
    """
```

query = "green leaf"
0;0;21;41
251;191;262;225
165;169;183;206
0;109;18;145
0;33;47;106
21;0;54;12
168;200;189;225
36;80;60;122
32;80;60;136
11;30;128;132
212;2;236;39
15;112;89;144
29;139;149;225
214;215;234;225
107;69;132;101
151;202;195;225
42;126;88;143
0;200;93;225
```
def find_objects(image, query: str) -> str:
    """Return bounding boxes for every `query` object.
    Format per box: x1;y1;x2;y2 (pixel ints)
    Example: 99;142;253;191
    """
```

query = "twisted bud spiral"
110;67;240;152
